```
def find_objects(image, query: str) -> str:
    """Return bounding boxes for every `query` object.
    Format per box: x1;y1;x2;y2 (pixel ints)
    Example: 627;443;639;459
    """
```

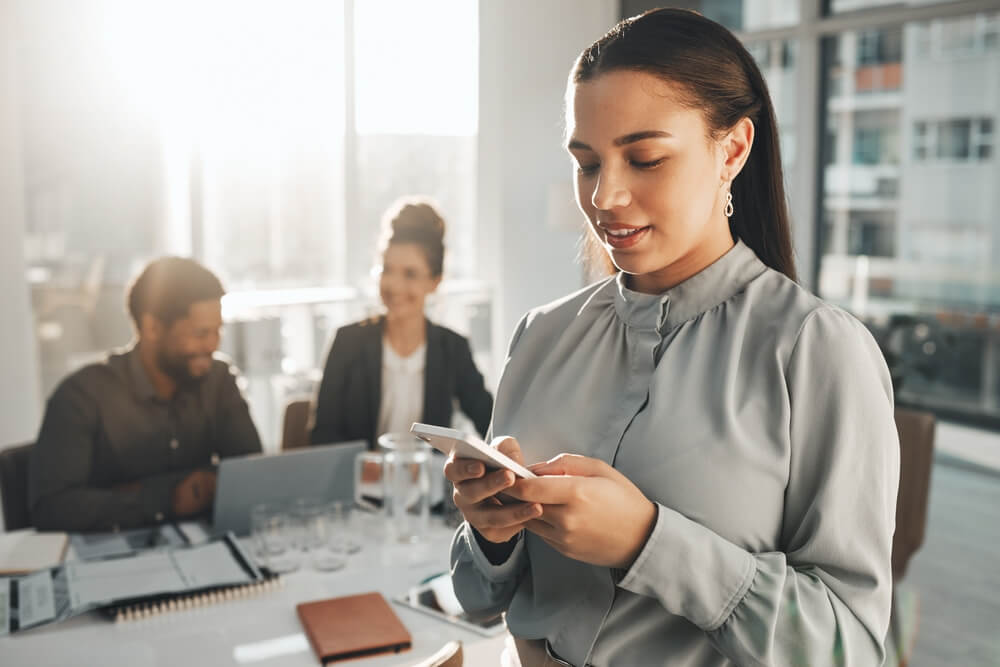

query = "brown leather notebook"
296;592;412;663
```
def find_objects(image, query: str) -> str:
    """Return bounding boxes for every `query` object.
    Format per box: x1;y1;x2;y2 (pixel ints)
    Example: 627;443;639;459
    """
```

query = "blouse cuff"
462;522;527;583
618;503;757;631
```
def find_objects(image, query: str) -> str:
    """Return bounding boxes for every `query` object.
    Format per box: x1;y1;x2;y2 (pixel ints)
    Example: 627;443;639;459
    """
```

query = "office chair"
887;407;936;666
0;442;34;531
281;399;313;451
410;640;462;667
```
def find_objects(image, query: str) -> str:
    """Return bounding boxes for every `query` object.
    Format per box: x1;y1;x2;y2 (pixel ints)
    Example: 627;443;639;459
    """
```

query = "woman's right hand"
443;436;542;544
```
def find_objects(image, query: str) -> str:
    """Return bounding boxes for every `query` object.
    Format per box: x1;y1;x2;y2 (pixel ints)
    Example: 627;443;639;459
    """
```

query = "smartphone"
393;573;506;637
409;423;537;479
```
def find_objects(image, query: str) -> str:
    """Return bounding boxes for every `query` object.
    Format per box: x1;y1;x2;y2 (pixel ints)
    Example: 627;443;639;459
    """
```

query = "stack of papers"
0;530;68;575
2;532;261;635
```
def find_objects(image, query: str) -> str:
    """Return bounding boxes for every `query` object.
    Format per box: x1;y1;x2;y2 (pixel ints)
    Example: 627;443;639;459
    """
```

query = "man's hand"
171;469;217;517
443;436;542;544
504;454;657;569
114;480;141;494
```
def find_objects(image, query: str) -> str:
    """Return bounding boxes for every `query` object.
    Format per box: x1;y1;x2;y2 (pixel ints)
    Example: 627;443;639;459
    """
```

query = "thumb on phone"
490;436;526;466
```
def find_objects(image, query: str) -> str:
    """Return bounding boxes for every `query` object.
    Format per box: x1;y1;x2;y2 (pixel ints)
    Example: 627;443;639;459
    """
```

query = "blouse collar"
612;240;768;332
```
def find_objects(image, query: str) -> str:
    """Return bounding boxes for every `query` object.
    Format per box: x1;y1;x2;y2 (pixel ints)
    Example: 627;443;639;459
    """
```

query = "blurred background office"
0;0;997;664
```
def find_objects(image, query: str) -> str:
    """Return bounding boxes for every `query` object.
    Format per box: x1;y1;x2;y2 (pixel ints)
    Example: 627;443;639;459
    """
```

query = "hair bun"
389;200;446;241
380;196;447;276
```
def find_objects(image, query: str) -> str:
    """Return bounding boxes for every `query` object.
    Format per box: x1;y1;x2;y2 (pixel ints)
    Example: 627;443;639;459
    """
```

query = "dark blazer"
309;316;493;449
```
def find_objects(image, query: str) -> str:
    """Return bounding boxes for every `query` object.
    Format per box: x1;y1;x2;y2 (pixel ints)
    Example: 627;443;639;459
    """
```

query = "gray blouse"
451;241;899;666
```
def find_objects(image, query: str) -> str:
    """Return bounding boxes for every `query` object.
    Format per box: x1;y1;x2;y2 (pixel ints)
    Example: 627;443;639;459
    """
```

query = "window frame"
729;0;998;294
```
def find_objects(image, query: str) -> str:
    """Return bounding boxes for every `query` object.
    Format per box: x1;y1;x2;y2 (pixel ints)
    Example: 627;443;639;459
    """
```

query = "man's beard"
156;345;204;388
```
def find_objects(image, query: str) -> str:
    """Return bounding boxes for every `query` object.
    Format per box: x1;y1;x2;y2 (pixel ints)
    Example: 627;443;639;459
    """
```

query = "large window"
819;14;1000;423
625;0;800;31
191;2;348;289
17;0;481;414
351;0;479;286
748;39;799;170
625;0;1000;428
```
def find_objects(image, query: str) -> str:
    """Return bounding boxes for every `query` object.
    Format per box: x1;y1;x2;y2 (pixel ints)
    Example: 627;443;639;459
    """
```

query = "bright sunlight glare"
354;0;478;136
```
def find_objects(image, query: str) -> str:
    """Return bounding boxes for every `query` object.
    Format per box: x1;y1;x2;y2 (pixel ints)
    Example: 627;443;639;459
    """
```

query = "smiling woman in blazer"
309;197;493;449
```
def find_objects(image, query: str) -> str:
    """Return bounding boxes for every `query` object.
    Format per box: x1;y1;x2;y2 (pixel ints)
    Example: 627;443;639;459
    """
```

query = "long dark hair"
573;8;797;282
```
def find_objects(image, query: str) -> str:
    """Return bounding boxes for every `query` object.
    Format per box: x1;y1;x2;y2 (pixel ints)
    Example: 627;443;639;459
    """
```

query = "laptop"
212;441;366;536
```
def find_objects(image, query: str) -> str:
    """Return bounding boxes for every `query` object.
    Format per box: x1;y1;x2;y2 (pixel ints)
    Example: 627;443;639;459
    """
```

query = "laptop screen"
212;441;366;536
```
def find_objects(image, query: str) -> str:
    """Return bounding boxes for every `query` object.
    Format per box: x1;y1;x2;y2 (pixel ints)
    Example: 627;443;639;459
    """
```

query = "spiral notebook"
1;532;274;636
108;571;282;622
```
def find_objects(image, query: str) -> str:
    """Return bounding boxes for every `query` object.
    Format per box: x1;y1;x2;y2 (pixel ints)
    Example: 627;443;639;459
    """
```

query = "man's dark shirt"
29;346;262;532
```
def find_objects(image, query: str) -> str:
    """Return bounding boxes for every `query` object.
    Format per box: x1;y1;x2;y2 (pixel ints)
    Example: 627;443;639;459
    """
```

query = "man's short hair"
127;257;225;330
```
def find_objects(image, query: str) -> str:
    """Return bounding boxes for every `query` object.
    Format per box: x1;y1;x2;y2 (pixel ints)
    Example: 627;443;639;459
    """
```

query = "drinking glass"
290;497;347;571
290;497;326;550
327;500;363;554
378;432;432;544
250;503;300;573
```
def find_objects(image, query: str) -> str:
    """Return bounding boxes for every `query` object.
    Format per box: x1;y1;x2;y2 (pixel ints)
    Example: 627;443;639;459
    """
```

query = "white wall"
0;0;41;447
478;0;619;355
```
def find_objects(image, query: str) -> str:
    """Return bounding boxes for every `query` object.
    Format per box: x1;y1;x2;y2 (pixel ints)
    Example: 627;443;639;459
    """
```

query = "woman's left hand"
503;454;657;569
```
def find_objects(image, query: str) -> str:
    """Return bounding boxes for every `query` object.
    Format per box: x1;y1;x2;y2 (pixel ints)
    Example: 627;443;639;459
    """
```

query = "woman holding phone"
446;9;898;667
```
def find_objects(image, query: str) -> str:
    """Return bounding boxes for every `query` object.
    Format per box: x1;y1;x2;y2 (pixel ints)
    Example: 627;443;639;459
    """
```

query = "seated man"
29;257;262;532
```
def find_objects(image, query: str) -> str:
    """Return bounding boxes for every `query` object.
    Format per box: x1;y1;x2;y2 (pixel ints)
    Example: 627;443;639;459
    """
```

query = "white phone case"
409;423;537;479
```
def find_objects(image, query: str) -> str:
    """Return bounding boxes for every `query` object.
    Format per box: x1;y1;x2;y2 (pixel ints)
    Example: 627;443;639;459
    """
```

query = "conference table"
0;521;507;666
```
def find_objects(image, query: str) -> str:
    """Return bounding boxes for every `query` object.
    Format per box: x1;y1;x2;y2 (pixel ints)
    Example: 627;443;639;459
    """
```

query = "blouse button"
169;438;179;450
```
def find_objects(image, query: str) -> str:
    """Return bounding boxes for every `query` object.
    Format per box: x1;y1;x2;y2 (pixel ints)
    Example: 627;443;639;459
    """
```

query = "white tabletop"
0;523;506;667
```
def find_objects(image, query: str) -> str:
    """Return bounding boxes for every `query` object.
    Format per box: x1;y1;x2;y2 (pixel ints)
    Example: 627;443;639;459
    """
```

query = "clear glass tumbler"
290;497;327;550
327;500;362;555
378;432;432;544
250;503;300;573
286;497;347;571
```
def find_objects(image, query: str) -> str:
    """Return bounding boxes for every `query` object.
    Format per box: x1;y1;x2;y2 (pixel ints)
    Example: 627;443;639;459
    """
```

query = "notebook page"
16;570;57;629
64;552;185;607
170;541;252;589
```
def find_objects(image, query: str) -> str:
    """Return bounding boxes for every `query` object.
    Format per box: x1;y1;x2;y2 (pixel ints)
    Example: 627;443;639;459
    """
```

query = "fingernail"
521;504;539;518
465;462;480;475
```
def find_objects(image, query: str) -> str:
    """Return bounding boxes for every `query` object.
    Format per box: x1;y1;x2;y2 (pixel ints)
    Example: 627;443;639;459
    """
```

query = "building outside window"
625;0;1000;429
913;117;994;161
